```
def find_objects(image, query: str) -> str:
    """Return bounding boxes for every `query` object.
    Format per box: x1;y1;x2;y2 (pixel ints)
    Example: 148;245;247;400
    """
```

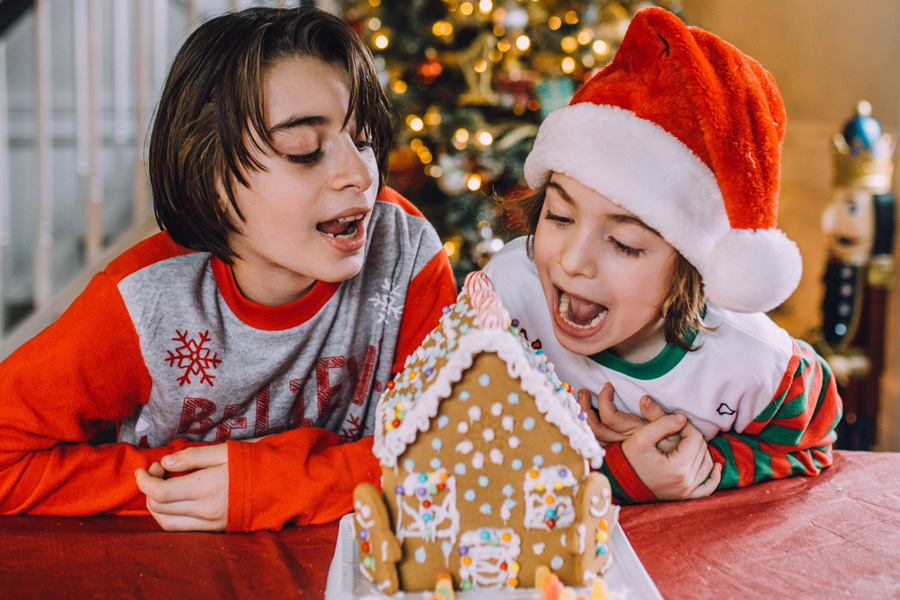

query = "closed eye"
609;236;643;257
543;210;572;225
355;139;374;152
286;149;322;165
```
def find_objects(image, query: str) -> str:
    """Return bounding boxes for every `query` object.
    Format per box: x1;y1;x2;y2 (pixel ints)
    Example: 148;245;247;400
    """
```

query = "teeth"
558;291;607;329
337;214;363;223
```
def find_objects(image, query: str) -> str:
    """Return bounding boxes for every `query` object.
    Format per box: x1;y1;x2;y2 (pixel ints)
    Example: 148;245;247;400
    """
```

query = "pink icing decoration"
464;272;510;330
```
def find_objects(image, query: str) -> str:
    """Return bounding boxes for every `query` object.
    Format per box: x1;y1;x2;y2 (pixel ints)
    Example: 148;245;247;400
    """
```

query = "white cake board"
325;513;663;600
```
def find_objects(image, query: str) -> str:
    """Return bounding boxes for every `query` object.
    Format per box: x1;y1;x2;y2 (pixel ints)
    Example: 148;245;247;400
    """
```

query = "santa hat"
524;7;801;313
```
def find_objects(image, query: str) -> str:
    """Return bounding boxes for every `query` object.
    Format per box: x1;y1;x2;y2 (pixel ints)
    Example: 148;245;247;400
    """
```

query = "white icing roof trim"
373;327;606;470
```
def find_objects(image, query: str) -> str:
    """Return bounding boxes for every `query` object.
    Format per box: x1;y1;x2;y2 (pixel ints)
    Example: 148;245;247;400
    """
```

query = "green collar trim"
588;326;699;380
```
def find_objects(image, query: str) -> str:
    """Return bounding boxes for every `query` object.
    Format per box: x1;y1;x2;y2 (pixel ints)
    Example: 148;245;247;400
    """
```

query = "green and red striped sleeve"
708;339;843;489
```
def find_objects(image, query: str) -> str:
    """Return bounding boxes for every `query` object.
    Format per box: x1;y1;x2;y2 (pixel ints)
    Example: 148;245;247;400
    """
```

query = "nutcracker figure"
818;101;895;450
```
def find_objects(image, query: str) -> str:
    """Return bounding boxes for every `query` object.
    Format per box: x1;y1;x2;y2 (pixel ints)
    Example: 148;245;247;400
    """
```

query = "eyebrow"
546;180;662;237
268;114;329;135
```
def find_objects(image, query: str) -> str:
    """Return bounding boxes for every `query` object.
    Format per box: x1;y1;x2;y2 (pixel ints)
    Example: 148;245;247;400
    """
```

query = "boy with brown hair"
0;6;456;531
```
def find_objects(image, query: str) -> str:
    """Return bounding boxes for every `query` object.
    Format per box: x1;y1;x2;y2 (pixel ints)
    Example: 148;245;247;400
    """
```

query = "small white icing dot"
491;402;503;416
511;458;523;470
551;556;564;569
437;415;450;428
430;457;442;469
472;451;485;469
354;500;362;510
361;505;372;518
502;484;514;497
533;543;545;555
482;428;495;442
415;547;427;563
455;463;467;475
468;406;482;421
490;448;503;465
457;421;469;434
533;454;544;467
431;439;443;451
479;373;491;387
523;417;536;431
478;475;490;487
502;415;514;432
507;392;519;405
464;489;476;501
459;390;470;401
480;503;492;514
508;436;521;449
404;458;415;472
456;440;474;455
551;441;563;453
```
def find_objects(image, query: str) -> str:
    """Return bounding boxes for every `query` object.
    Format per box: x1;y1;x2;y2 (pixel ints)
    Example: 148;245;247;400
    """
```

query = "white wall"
680;0;900;450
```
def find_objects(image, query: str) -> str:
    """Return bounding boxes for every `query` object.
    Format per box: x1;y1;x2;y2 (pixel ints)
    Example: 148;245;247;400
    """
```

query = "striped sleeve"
708;339;843;489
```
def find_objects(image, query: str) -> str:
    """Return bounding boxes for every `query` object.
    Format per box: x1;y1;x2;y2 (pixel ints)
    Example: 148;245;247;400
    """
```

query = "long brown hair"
149;7;392;262
497;182;710;351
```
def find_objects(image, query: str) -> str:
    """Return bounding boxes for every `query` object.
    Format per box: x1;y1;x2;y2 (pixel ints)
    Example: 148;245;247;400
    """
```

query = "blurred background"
0;0;897;451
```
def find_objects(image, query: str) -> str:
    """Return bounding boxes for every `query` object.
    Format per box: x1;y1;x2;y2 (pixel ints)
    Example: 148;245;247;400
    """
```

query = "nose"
558;229;598;279
331;134;376;192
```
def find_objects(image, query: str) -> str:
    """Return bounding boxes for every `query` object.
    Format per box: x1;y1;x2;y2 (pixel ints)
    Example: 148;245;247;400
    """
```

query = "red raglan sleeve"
224;188;457;532
0;270;205;516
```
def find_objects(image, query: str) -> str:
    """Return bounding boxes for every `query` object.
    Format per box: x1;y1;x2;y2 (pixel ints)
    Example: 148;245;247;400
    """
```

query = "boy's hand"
135;445;229;532
576;383;647;445
621;397;722;501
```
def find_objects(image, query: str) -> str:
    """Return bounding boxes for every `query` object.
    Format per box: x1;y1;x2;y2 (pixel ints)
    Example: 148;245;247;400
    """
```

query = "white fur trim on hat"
704;229;803;313
524;103;729;273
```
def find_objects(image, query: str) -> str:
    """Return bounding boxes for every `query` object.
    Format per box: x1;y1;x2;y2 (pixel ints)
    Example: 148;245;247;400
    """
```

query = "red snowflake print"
341;414;362;442
165;330;221;386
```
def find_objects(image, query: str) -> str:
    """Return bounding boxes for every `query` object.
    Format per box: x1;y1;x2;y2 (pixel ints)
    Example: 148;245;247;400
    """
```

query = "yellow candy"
536;484;545;492
510;561;520;573
595;530;608;543
554;480;564;490
591;577;610;600
535;565;551;590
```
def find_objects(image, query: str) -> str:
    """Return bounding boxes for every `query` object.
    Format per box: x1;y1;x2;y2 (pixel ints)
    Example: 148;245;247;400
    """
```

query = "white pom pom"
703;229;802;313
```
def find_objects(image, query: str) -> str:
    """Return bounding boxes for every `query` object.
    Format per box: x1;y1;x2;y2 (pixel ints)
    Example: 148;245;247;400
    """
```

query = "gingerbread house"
353;272;618;594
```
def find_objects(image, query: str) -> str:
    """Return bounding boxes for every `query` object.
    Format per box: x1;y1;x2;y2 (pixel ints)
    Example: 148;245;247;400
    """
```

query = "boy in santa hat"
484;7;842;503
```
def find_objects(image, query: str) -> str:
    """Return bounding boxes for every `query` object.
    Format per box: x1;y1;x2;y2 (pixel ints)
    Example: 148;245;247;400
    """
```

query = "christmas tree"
343;0;682;284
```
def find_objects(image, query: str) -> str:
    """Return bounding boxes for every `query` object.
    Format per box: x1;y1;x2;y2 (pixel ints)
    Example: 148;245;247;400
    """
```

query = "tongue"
569;295;603;324
317;219;351;236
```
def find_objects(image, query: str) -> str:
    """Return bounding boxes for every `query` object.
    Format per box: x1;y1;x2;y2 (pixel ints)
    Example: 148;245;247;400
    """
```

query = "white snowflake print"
367;279;403;325
165;329;221;386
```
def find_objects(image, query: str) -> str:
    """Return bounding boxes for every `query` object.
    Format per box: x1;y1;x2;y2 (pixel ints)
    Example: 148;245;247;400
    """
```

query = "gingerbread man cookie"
353;483;402;594
566;472;618;585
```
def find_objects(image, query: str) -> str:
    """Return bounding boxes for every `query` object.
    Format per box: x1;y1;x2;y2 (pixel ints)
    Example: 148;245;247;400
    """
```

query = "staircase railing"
0;0;301;361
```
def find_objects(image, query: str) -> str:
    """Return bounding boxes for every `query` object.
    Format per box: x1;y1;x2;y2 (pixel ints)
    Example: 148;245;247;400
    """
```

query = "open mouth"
557;289;608;330
316;214;364;239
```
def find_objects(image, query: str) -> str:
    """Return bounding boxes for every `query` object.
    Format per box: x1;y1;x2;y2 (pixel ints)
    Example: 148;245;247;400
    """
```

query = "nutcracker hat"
524;7;801;313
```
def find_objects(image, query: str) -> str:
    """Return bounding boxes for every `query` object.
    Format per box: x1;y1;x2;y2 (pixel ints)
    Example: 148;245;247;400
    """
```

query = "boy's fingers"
638;395;668;422
147;461;166;478
686;462;722;499
596;383;645;432
632;413;687;446
161;444;228;473
576;390;626;444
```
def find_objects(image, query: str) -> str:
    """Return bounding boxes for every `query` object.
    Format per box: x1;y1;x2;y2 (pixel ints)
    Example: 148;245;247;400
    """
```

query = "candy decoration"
591;578;610;600
433;572;455;600
534;565;550;590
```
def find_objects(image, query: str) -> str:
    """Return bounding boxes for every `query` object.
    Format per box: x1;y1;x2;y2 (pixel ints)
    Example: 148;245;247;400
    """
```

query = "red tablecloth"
1;450;898;599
